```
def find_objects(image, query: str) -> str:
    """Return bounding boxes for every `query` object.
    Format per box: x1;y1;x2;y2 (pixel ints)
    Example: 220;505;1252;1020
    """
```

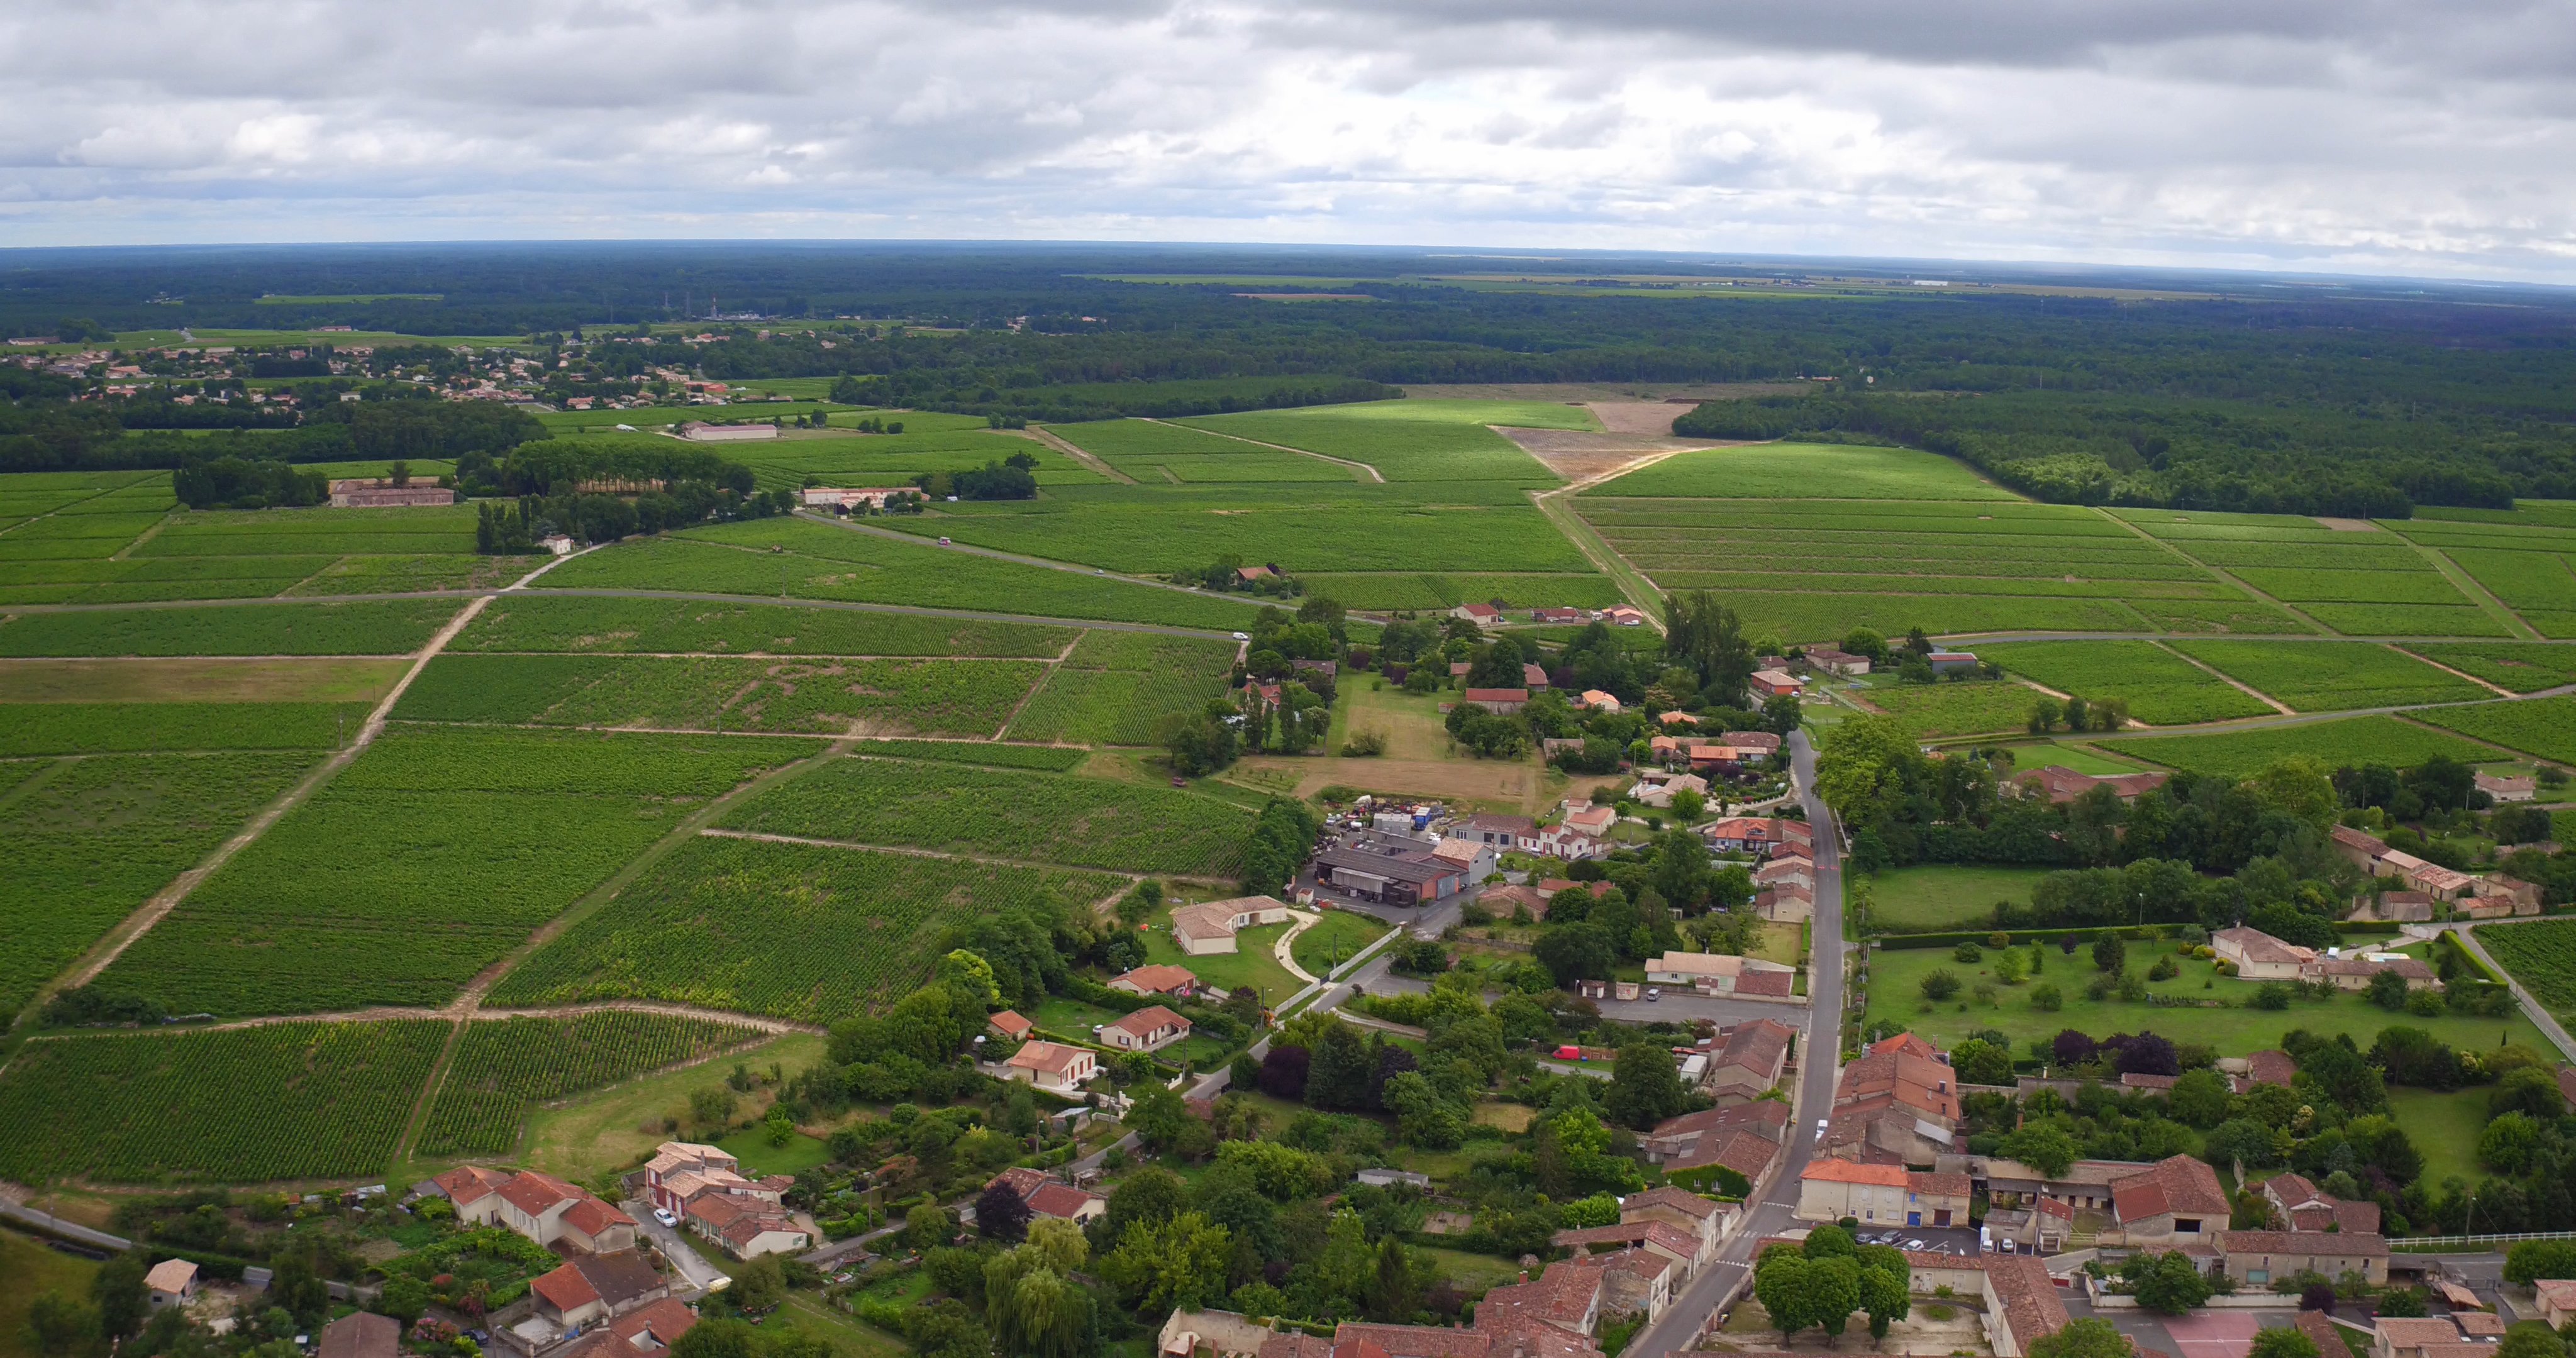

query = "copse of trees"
172;455;327;510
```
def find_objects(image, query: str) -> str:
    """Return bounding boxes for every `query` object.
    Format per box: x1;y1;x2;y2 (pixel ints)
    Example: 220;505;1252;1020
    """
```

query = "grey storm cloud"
0;0;2570;277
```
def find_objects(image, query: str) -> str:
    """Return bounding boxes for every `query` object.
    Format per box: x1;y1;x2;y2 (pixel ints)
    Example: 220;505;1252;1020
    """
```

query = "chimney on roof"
1518;1270;1530;1283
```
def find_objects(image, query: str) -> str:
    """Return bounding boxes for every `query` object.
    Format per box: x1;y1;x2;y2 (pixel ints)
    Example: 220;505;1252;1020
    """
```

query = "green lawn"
716;1126;835;1178
1861;943;2549;1058
1859;864;2059;934
1415;1245;1527;1296
1140;908;1307;1007
0;1231;97;1358
771;1295;908;1358
1293;911;1390;980
2386;1087;2490;1190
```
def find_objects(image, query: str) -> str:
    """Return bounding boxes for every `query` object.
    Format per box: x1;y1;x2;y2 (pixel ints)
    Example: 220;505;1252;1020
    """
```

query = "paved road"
626;1200;732;1292
0;1197;131;1252
1625;727;1847;1358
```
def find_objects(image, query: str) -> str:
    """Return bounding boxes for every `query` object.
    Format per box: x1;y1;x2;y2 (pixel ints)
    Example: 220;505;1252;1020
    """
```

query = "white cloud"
0;0;2568;277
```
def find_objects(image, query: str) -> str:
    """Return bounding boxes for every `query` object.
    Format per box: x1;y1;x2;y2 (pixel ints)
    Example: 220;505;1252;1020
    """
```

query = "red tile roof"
1108;1005;1192;1041
531;1261;601;1312
1110;964;1199;995
563;1196;635;1236
2111;1155;2228;1224
1026;1183;1105;1219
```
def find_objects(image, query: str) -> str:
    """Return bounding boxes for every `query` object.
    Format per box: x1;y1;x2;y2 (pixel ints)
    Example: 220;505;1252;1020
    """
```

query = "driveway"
628;1200;730;1292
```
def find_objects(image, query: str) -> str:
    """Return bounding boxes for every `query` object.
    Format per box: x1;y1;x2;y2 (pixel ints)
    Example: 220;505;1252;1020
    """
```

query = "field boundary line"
2089;507;2336;636
2146;639;2296;715
991;659;1057;740
1024;425;1138;484
1140;417;1385;482
2382;711;2552;763
0;756;74;817
107;517;172;561
394;737;858;1159
697;826;1238;885
10;595;491;1037
2412;543;2540;641
2389;645;2517;699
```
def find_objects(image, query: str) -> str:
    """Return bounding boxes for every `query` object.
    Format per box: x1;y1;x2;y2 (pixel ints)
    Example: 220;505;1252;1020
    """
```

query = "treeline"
1673;389;2563;512
0;397;543;475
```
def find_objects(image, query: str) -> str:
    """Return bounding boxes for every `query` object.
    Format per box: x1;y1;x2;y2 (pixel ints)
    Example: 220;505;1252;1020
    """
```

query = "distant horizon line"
0;236;2566;297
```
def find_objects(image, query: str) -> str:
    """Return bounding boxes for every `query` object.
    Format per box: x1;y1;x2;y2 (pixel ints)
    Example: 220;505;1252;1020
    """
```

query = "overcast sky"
4;0;2573;280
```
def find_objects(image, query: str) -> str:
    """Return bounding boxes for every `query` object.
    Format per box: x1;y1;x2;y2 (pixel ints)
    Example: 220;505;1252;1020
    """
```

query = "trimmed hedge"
1875;920;2402;951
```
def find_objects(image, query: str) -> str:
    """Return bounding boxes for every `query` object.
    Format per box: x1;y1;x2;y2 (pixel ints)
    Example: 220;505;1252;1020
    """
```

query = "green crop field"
2168;641;2493;711
94;727;823;1017
416;1011;770;1157
0;751;321;1015
2109;715;2499;778
842;740;1090;771
719;754;1253;877
0;1019;448;1183
2405;642;2576;693
1005;631;1240;744
1859;864;2059;934
283;553;541;597
2474;920;2576;1016
540;517;1263;629
2411;694;2576;765
0;701;369;755
0;600;458;656
1052;419;1361;483
396;653;1045;737
1857;680;2049;738
731;428;1112;492
458;595;1075;657
2441;549;2576;624
2109;511;2514;636
489;834;1127;1022
1584;443;2016;500
1297;572;1623;612
133;505;480;558
1977;641;2275;725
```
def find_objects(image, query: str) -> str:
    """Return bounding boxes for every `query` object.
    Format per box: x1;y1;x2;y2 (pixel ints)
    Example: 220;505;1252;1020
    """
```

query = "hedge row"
1874;920;2402;951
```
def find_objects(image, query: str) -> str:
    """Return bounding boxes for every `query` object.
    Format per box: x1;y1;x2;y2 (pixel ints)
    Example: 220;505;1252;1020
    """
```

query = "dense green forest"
4;243;2575;507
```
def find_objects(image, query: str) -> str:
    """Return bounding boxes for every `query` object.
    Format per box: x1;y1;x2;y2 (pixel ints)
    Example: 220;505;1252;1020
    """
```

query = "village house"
328;478;457;508
1796;1161;1973;1228
1802;647;1872;676
1102;1005;1194;1054
1522;662;1552;690
2107;1154;2229;1246
1819;1034;1960;1164
682;1192;811;1260
987;1010;1035;1042
1641;951;1797;998
2332;824;2391;872
1109;964;1201;998
1451;602;1504;627
531;1251;669;1329
2534;1280;2576;1331
2013;766;2172;804
2212;927;2314;979
638;1142;789;1226
991;1168;1111;1224
1604;605;1648;626
2305;952;2441;993
555;1297;698;1358
1463;687;1529;714
1458;812;1540;851
439;1165;637;1254
1003;1040;1097;1092
677;421;777;441
1578;689;1622;713
1431;836;1499;881
1170;896;1295;954
799;487;916;511
1476;883;1553;919
1641;1101;1790;1186
1558;800;1619;838
1755;858;1814;892
1927;651;1980;675
2221;1230;2389;1288
1531;607;1592;624
145;1259;198;1311
1755;881;1816;924
2262;1173;2382;1234
1699;1018;1796;1104
1629;772;1709;810
2477;771;2538;803
1748;669;1804;698
1700;817;1812;859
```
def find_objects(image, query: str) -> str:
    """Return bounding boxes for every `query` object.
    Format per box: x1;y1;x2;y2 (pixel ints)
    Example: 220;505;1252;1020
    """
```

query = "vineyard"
1293;571;1624;612
1005;631;1240;745
2414;693;2576;765
847;741;1089;771
2409;642;2576;693
0;600;460;656
1;751;321;1015
0;1020;448;1183
539;520;1263;630
1585;442;2017;500
0;702;370;756
1179;401;1570;483
879;497;1591;575
488;836;1127;1022
94;727;821;1017
397;653;1046;737
1977;641;2274;726
2169;641;2495;712
1857;681;2049;739
416;1011;769;1157
452;594;1075;657
2111;715;2498;779
2472;920;2576;1015
719;754;1253;876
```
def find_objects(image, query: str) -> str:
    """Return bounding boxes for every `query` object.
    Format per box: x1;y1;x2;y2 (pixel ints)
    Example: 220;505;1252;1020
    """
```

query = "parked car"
1644;986;1660;1001
653;1208;677;1227
1814;1118;1828;1139
938;536;952;545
